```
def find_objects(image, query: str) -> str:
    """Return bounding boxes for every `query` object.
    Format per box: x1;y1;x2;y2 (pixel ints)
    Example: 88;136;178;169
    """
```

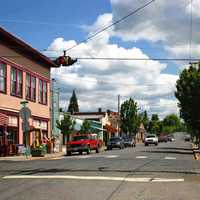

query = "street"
0;140;200;200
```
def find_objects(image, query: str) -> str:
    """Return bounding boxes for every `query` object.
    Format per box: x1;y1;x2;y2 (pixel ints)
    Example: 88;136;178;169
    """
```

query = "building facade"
0;27;57;155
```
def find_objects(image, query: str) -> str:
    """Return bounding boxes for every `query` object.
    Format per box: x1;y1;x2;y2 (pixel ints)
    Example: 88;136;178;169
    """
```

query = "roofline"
0;26;58;68
73;112;106;115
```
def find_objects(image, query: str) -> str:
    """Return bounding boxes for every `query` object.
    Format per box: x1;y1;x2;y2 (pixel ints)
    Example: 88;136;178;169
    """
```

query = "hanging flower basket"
31;144;47;157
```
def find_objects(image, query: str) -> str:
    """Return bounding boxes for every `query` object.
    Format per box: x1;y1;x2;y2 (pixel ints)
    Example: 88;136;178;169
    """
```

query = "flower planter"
31;149;46;157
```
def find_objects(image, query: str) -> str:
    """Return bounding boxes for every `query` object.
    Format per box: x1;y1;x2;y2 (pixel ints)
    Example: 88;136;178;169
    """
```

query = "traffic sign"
22;121;30;133
19;107;31;121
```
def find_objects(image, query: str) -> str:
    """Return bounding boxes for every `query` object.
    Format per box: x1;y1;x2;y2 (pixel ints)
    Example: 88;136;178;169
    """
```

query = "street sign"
22;121;30;133
19;107;31;121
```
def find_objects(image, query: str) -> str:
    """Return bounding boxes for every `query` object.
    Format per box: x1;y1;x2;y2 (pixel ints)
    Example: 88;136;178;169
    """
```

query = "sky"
1;0;199;119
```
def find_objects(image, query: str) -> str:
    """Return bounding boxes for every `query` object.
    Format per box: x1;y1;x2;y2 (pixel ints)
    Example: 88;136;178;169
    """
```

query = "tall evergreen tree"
148;114;160;134
139;110;149;130
120;98;140;136
68;90;79;114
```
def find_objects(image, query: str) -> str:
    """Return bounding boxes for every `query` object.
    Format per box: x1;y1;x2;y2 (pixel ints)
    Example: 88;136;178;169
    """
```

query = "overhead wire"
56;0;156;53
1;55;200;61
189;0;193;62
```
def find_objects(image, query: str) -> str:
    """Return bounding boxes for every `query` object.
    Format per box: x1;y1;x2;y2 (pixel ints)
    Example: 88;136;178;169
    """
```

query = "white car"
144;135;158;146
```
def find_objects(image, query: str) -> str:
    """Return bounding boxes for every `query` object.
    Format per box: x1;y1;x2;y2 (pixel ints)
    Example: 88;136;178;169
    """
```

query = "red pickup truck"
66;134;103;156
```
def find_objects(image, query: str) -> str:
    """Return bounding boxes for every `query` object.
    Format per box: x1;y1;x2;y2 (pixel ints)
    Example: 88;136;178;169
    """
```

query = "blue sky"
0;0;111;50
1;0;199;118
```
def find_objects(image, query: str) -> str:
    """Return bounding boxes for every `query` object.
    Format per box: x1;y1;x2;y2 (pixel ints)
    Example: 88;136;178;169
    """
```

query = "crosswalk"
50;155;177;160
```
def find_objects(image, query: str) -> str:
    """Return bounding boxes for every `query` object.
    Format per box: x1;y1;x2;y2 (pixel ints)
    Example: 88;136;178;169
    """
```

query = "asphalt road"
0;140;200;200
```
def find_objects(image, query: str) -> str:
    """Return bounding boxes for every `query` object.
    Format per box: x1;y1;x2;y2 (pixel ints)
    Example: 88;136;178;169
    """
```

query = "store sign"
8;116;18;127
33;120;47;130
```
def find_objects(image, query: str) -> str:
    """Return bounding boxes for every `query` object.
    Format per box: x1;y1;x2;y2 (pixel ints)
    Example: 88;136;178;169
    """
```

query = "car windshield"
146;135;156;138
73;136;89;141
110;137;120;142
124;138;131;141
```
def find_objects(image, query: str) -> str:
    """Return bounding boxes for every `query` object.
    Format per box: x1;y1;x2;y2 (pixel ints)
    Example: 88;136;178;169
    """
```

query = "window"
39;79;47;104
11;67;22;97
26;73;36;101
0;63;6;93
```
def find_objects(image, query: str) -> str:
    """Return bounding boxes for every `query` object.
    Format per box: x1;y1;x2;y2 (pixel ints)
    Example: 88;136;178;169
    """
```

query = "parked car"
123;137;135;147
184;135;191;142
167;135;175;142
66;134;103;156
158;135;168;143
107;137;125;150
144;135;158;146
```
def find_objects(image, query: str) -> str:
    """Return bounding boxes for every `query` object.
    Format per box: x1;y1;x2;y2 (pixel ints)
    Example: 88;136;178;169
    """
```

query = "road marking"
136;156;147;159
164;157;177;160
152;178;184;182
78;155;92;159
2;175;184;182
104;155;119;158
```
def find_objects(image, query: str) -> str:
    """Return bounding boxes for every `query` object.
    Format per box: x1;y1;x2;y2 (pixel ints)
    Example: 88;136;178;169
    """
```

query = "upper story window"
26;73;36;101
11;67;22;97
0;63;6;93
39;79;47;105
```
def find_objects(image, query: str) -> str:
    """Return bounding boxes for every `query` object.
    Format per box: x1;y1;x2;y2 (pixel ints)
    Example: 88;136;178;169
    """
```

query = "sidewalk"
0;151;65;161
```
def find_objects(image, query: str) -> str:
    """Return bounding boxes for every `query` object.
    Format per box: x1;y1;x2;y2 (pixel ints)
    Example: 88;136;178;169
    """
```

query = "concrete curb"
0;152;65;161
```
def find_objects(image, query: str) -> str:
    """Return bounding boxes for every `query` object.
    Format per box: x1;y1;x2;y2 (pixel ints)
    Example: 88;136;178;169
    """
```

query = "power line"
189;0;193;61
0;19;77;27
60;0;156;53
1;55;200;61
75;57;200;61
52;74;177;87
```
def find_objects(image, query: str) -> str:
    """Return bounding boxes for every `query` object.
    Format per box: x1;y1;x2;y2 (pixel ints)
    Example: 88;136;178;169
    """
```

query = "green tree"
56;113;76;143
80;120;91;134
148;114;160;134
120;98;139;137
139;110;149;130
68;90;79;114
175;62;200;143
162;114;182;134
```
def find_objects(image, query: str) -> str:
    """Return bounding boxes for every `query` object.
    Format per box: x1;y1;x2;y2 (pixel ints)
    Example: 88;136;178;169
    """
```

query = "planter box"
31;149;46;157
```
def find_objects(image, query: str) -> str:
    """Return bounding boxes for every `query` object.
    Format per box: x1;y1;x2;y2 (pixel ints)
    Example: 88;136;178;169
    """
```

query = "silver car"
144;135;158;146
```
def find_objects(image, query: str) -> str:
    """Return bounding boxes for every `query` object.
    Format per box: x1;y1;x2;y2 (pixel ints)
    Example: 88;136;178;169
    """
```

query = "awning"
0;113;9;126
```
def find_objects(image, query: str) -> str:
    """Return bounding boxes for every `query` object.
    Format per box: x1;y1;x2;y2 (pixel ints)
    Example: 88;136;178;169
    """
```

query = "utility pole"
118;95;120;116
117;95;121;136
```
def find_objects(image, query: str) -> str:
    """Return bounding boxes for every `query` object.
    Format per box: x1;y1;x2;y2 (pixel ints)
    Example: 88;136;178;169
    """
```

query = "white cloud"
111;0;200;57
48;3;183;118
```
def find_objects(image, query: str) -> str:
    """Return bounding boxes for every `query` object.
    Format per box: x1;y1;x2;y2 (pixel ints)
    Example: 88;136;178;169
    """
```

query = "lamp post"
19;101;31;157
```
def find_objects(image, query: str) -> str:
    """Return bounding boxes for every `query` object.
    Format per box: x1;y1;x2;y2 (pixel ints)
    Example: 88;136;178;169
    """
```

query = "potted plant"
31;144;47;157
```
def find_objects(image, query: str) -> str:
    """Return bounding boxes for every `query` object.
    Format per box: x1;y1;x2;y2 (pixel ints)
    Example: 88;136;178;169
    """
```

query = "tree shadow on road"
157;147;192;151
2;168;200;176
141;150;193;155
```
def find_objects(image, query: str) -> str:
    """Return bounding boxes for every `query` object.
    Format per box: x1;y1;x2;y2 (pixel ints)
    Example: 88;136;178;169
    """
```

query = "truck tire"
96;147;100;153
67;151;71;156
87;147;91;154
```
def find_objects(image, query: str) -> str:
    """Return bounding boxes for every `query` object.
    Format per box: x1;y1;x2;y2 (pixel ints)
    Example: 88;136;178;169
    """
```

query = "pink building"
0;27;57;155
